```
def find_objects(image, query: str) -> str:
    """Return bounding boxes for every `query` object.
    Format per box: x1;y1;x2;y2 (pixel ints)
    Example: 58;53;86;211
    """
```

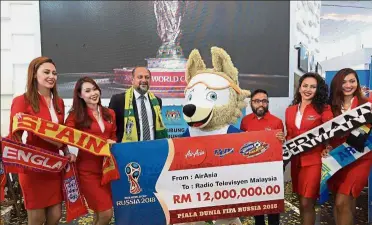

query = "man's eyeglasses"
251;99;269;104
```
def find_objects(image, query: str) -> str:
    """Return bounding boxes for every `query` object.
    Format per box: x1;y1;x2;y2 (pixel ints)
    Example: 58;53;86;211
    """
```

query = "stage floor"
1;182;368;225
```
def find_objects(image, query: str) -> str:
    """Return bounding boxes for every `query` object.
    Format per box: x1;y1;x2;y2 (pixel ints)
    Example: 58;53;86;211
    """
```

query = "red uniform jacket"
285;104;333;167
65;107;117;174
330;97;372;160
240;111;284;132
9;94;65;152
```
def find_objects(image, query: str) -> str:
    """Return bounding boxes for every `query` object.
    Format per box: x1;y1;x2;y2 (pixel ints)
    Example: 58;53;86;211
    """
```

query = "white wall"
320;48;372;72
1;1;42;136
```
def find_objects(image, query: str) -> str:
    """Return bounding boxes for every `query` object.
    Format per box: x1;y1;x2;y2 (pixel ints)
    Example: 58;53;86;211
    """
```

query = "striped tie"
140;95;151;141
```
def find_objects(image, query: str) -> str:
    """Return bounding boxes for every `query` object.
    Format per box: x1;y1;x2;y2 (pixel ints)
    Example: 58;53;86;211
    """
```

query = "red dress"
285;104;333;198
328;97;372;197
65;107;117;212
9;94;65;209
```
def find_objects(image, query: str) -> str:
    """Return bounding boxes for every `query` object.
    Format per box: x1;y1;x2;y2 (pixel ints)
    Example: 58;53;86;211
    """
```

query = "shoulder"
56;96;64;106
267;113;283;123
285;104;297;114
66;110;76;118
106;107;116;117
242;113;254;121
12;94;26;104
110;92;126;101
321;104;332;113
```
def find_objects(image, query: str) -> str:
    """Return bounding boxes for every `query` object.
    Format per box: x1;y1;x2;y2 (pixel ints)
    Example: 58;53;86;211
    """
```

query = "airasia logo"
185;149;206;165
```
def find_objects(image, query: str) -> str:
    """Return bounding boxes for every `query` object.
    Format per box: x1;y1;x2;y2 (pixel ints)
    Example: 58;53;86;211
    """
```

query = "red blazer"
285;104;333;166
330;97;372;160
65;107;117;174
9;94;65;153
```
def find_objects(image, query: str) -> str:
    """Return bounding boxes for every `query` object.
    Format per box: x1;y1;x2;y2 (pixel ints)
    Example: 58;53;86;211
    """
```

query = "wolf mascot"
177;47;251;225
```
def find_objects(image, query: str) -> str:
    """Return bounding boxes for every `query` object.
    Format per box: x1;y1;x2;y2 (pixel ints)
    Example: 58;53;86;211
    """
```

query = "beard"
251;105;268;117
135;82;149;94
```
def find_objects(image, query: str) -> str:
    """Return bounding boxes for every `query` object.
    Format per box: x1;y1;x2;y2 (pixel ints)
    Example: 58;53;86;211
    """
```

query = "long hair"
25;56;61;113
69;77;112;129
328;68;367;117
291;72;329;114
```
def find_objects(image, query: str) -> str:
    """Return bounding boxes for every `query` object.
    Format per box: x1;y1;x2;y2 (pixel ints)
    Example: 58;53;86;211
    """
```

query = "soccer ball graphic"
125;162;142;194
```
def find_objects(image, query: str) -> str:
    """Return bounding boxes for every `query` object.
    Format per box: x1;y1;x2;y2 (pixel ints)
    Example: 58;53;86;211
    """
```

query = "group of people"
4;55;372;225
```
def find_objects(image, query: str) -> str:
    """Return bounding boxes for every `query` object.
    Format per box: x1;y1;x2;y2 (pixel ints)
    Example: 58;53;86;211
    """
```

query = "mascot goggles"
185;73;242;94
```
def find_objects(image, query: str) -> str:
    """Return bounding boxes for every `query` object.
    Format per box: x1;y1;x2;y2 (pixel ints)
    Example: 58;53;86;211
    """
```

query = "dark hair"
25;56;61;113
292;72;329;114
251;89;268;99
328;68;367;117
69;77;112;129
132;66;151;77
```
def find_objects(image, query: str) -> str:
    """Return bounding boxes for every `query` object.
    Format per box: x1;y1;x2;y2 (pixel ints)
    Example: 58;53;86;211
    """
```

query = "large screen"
40;1;290;98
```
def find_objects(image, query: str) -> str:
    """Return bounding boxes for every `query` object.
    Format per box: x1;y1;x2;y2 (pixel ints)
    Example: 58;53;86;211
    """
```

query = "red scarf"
2;114;121;221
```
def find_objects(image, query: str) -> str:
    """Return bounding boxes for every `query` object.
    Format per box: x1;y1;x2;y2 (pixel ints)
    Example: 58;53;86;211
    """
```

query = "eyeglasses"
251;99;269;104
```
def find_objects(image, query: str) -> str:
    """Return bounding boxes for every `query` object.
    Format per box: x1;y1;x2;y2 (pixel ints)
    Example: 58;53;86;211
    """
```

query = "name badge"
307;115;316;121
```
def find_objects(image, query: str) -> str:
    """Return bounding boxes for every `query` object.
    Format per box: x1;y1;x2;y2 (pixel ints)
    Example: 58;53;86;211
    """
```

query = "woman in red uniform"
325;68;372;225
65;77;116;225
8;56;73;225
285;72;333;225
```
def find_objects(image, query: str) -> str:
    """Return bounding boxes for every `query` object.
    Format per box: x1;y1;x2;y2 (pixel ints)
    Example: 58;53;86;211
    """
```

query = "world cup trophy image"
147;0;187;69
125;162;142;194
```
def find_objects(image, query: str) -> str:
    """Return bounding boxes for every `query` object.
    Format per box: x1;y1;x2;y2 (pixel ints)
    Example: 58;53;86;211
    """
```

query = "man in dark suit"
109;66;165;142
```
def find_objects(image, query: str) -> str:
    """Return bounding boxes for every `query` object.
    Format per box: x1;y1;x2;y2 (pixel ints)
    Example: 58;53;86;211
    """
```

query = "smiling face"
183;73;231;128
299;77;317;102
342;73;358;97
35;62;57;90
79;81;101;106
132;67;151;94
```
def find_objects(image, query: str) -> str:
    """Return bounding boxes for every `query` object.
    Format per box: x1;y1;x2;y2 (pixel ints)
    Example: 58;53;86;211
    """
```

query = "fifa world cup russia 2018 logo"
125;162;142;194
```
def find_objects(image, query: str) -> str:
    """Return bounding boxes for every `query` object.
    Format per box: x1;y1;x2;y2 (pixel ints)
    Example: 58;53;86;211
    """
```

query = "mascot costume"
177;47;251;225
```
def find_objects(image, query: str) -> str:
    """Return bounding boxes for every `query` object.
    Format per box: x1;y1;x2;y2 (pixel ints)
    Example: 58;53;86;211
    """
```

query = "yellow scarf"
122;87;168;142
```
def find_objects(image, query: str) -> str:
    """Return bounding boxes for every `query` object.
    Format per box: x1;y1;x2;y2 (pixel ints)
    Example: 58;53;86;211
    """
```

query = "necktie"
140;95;151;140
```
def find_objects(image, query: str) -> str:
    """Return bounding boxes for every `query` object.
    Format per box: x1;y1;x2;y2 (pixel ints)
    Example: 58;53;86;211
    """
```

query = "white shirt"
39;92;58;123
295;104;302;129
341;97;355;113
133;89;154;141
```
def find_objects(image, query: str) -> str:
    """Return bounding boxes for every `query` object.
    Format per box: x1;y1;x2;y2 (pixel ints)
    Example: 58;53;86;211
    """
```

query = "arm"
284;108;290;140
240;117;248;131
109;94;121;141
109;110;117;142
9;96;27;140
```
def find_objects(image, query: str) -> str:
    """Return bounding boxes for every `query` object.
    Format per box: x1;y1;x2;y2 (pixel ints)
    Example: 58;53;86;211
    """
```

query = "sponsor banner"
110;130;284;224
283;102;372;166
162;106;188;138
319;126;372;203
